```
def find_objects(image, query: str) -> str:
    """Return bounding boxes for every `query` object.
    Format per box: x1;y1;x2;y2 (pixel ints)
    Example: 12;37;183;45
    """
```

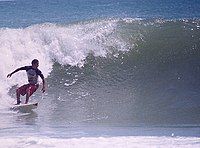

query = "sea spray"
0;19;130;106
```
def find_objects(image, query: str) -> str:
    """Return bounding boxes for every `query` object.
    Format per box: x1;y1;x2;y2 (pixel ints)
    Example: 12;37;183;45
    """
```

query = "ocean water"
0;0;200;147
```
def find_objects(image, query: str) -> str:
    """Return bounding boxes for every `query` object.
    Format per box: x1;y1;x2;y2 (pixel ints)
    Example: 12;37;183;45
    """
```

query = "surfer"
7;59;46;104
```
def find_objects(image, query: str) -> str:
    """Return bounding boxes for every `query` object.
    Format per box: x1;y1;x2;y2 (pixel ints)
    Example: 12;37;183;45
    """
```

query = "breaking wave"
1;18;200;125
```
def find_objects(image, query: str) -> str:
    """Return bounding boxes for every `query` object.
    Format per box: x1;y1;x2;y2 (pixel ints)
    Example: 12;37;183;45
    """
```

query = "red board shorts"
17;84;39;96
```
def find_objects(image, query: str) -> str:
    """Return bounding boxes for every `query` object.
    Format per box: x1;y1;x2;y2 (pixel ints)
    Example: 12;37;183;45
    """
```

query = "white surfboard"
11;102;38;112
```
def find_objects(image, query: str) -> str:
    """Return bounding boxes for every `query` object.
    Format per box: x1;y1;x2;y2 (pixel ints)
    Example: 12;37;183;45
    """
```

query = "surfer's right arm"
7;66;27;78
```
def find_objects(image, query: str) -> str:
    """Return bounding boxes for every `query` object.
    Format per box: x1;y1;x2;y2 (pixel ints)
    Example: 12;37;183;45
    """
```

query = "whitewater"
0;0;200;147
0;19;128;103
0;136;199;148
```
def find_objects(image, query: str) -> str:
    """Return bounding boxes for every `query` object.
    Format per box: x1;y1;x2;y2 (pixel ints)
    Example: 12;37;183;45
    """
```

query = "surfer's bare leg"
25;91;31;104
25;85;38;104
16;88;21;104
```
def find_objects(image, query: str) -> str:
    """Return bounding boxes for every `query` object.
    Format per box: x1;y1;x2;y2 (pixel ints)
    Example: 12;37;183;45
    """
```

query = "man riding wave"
7;59;46;104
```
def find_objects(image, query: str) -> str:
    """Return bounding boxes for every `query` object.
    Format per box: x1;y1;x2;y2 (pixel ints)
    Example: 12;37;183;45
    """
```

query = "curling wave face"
1;18;200;125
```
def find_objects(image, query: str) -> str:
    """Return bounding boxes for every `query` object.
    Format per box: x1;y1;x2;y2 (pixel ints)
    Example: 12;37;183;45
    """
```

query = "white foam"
122;17;143;23
0;19;128;107
0;136;199;148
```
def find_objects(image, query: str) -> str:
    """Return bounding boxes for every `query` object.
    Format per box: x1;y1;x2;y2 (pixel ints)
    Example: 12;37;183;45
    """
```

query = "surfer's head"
31;59;39;68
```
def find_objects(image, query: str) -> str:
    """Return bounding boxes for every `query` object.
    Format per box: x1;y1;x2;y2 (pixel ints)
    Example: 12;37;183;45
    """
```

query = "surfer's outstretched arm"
7;67;26;78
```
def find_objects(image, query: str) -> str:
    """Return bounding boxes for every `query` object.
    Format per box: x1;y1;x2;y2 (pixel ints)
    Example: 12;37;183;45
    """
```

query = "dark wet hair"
31;59;39;65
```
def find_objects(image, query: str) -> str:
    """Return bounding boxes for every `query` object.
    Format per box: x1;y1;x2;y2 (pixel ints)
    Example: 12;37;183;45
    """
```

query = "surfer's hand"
7;73;12;78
